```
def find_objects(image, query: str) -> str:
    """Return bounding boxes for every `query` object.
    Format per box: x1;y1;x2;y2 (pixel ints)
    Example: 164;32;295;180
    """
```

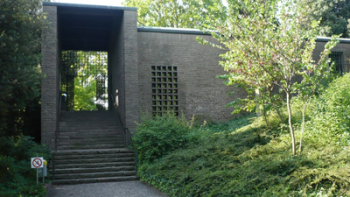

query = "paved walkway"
47;181;166;197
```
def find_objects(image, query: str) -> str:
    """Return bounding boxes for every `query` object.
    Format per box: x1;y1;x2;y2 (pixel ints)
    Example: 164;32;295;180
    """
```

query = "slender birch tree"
208;0;339;155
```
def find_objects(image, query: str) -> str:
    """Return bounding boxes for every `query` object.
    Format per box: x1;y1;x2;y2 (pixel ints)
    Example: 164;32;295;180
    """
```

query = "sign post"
31;157;44;185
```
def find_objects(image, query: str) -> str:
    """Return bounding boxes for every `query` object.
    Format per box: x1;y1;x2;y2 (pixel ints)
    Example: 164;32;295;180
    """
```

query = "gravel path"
47;181;167;197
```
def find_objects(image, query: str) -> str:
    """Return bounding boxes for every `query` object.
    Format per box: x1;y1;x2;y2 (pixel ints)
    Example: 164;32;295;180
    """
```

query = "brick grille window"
151;66;179;116
329;52;344;74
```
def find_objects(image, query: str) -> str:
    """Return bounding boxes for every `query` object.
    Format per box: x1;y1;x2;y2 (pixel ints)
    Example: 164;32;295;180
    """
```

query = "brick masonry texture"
109;13;125;127
137;32;247;122
41;6;58;149
123;11;139;131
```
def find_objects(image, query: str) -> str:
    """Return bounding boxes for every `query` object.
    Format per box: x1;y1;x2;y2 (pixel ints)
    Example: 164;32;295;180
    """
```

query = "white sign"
31;157;44;168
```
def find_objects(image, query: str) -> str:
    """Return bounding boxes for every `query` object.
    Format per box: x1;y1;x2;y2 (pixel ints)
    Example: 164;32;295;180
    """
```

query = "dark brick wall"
41;6;59;149
109;13;125;126
123;11;139;131
137;32;246;122
109;10;139;131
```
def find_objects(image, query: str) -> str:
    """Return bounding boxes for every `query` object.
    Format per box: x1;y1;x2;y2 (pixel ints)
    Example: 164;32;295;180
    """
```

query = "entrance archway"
61;51;108;111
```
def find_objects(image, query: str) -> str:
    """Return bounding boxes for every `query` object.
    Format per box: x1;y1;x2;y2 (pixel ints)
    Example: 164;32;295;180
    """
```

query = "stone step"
54;157;134;165
52;176;138;185
54;148;133;155
59;118;119;122
59;126;121;131
58;134;123;139
60;116;119;121
57;142;125;147
51;166;135;174
57;139;121;143
57;144;125;150
58;134;123;138
58;130;122;135
59;124;120;126
59;120;119;124
57;140;124;146
56;145;127;150
58;131;123;136
60;111;119;115
57;137;123;142
51;161;135;169
59;120;119;123
58;135;123;140
59;121;120;124
57;144;125;149
59;123;119;126
58;134;122;139
57;138;123;143
54;153;134;160
60;114;118;117
55;171;136;180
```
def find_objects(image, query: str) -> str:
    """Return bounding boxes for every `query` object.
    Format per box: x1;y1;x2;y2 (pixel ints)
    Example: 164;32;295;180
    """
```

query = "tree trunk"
262;101;269;129
255;88;269;128
286;91;296;156
299;101;308;154
268;89;284;124
273;104;284;124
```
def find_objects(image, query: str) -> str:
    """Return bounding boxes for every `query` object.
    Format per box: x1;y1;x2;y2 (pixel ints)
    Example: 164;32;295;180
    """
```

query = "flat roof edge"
316;36;350;44
42;2;137;11
137;27;212;35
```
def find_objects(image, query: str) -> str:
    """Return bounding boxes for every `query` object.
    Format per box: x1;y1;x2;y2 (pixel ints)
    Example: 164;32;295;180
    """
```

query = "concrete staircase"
51;111;137;185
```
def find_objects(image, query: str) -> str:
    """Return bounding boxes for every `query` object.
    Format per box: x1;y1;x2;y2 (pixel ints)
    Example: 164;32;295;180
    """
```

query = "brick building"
41;2;350;184
41;2;350;149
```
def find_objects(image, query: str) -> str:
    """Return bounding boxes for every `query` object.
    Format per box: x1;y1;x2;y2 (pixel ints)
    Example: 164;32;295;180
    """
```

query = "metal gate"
329;52;344;75
61;51;108;111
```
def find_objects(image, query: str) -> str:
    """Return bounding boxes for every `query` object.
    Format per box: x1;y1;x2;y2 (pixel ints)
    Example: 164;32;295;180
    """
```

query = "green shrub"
134;112;192;164
302;72;350;147
0;135;51;197
136;74;350;196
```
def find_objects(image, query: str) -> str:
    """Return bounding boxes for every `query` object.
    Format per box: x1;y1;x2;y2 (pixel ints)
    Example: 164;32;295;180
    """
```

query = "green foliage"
0;136;51;197
136;74;350;196
74;78;97;111
304;0;350;38
301;72;350;147
0;0;47;137
134;113;193;164
206;0;340;155
62;51;108;111
122;0;226;29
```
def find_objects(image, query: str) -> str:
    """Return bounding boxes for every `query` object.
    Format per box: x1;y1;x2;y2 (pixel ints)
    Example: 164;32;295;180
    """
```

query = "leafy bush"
134;113;193;164
136;74;350;196
0;135;51;197
302;72;350;147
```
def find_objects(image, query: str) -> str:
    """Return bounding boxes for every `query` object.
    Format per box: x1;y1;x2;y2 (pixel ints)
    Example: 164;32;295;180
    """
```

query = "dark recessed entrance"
58;6;123;111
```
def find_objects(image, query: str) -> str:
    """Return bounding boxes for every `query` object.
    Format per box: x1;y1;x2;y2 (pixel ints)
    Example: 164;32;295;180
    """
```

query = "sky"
52;0;125;6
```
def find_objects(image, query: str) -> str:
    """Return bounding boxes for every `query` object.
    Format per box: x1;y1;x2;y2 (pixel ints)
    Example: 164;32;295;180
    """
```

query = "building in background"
41;2;350;149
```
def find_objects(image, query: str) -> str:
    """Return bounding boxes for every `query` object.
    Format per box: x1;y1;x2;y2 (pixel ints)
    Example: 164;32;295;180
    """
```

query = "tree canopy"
0;0;47;137
123;0;226;29
305;0;350;37
203;0;339;155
